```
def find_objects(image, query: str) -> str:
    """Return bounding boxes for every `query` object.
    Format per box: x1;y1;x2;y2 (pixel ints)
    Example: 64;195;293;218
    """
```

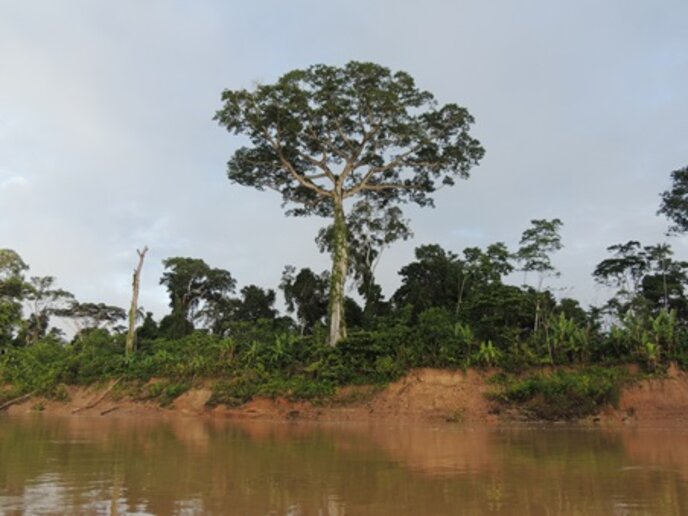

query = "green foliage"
208;374;260;407
335;332;404;383
490;367;627;420
141;380;190;407
658;165;688;234
1;227;685;422
474;341;502;367
215;61;484;217
0;338;70;396
412;308;462;367
215;61;484;344
54;302;126;335
316;201;412;311
127;333;236;379
257;376;335;401
392;245;462;316
545;312;590;364
0;249;29;346
64;330;127;384
159;257;236;336
594;241;688;321
209;370;335;407
280;266;329;334
517;219;563;276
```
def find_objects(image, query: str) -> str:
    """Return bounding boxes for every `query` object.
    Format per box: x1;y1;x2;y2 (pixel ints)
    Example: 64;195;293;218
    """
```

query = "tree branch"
262;129;331;197
343;144;423;198
359;182;421;192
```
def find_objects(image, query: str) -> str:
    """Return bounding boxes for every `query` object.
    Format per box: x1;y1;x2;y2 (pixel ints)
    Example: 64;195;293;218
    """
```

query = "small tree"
517;218;564;333
215;62;484;344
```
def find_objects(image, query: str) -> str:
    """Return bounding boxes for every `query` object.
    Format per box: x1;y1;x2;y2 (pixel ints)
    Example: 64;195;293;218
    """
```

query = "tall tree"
55;301;126;335
21;276;73;345
159;257;236;335
233;285;278;323
458;243;513;317
594;241;688;318
280;266;329;335
392;244;462;315
215;61;484;344
593;241;646;300
517;218;563;332
0;249;28;346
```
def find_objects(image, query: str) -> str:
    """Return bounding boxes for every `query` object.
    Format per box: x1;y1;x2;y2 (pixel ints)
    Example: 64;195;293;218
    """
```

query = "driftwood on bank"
0;391;35;411
71;378;122;414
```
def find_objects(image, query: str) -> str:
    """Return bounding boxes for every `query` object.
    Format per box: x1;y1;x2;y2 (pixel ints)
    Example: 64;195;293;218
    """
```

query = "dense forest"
1;63;687;419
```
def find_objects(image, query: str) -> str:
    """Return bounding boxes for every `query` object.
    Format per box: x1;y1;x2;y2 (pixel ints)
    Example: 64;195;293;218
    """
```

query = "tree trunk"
455;273;468;318
125;246;148;356
661;256;669;310
328;197;348;346
533;274;543;333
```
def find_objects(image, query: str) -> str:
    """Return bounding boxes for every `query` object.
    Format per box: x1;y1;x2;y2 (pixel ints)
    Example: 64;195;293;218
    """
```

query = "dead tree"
125;246;148;356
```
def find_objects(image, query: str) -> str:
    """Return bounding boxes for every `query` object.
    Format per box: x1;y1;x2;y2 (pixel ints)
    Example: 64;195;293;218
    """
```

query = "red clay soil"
3;366;688;425
206;368;499;423
603;363;688;425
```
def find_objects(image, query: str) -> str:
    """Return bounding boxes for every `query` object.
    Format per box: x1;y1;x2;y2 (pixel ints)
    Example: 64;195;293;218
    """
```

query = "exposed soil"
603;363;688;425
3;366;688;425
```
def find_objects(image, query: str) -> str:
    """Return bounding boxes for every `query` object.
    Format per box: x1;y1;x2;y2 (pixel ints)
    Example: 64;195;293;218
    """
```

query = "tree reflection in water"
0;416;687;515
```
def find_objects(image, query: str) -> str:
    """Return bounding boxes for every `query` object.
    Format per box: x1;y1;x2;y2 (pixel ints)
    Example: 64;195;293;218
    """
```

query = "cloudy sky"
1;0;687;319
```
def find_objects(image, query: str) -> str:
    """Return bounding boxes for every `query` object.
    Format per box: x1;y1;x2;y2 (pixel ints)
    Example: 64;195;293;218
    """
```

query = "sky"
1;0;687;321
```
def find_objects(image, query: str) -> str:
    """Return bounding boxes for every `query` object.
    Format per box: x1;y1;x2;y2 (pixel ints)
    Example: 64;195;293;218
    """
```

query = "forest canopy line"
1;62;687;418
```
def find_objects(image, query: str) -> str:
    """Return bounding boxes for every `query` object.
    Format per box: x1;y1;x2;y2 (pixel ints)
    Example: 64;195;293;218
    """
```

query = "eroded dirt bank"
3;366;688;425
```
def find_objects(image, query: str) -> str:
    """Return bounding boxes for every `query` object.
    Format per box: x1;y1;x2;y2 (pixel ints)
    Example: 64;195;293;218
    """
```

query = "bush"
208;373;261;407
489;367;627;420
0;339;69;394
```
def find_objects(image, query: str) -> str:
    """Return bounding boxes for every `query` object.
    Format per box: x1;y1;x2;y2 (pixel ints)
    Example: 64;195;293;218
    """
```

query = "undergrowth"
488;367;629;420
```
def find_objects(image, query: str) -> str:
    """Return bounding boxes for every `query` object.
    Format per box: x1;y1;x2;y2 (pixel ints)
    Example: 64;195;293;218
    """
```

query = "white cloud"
0;175;30;190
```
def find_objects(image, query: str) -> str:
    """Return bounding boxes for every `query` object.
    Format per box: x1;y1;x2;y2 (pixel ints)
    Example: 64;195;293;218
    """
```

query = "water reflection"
0;415;687;515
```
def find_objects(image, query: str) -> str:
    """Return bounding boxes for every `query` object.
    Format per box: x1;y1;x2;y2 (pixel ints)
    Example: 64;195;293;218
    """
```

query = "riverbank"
3;364;688;425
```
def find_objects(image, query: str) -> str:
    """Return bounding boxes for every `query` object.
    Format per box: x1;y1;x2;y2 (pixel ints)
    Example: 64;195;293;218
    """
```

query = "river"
1;415;687;514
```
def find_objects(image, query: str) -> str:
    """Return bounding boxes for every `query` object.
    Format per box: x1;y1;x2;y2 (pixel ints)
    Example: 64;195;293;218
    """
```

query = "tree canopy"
159;257;236;337
659;165;688;234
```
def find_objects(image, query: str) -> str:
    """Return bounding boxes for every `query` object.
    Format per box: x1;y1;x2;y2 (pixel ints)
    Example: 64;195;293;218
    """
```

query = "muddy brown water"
1;416;687;515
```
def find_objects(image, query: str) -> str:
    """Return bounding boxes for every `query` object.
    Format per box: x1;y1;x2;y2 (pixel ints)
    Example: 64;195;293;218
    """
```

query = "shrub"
489;367;627;420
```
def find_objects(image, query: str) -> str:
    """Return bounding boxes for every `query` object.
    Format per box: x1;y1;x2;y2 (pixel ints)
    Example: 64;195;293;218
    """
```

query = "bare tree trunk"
661;255;669;310
125;246;148;356
534;274;543;333
455;273;468;318
328;197;348;346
